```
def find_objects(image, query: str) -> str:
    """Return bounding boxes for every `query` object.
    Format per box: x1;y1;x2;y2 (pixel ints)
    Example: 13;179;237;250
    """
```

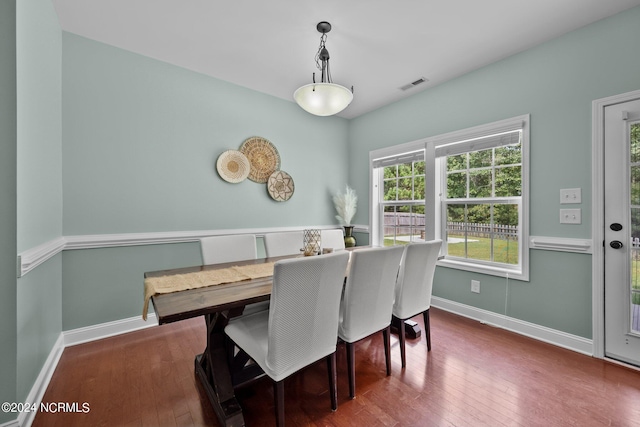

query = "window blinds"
434;119;524;157
371;150;424;169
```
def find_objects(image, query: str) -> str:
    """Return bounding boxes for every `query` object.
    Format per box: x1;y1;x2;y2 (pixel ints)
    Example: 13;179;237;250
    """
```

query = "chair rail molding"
529;236;592;253
17;225;367;277
17;236;66;277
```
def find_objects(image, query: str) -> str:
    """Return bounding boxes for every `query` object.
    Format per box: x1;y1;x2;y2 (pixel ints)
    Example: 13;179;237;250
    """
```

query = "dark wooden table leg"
194;312;245;427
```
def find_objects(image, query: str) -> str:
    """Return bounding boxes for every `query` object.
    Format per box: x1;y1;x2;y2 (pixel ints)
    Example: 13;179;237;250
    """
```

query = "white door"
604;98;640;367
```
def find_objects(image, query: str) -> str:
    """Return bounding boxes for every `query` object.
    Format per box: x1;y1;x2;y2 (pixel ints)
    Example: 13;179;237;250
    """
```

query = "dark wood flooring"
32;308;640;426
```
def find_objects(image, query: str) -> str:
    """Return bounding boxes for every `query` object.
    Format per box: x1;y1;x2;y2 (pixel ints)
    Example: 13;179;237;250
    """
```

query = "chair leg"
423;309;431;351
383;325;391;376
398;318;407;368
346;342;356;399
274;380;285;427
327;352;338;411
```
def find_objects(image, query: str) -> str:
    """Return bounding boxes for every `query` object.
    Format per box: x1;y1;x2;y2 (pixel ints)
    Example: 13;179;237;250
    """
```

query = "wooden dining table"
144;248;421;427
146;255;294;427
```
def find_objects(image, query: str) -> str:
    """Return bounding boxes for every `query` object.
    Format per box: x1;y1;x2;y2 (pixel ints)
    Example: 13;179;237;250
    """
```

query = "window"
370;115;529;280
381;154;425;245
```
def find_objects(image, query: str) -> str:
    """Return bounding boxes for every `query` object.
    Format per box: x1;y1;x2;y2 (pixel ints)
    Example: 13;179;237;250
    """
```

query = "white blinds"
371;150;424;169
430;116;524;158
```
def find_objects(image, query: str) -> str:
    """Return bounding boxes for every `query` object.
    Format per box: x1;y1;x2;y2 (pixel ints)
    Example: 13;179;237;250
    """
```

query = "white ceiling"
51;0;640;119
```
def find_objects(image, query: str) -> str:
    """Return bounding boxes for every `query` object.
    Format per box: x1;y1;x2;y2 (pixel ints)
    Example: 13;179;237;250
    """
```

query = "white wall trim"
17;225;361;278
64;313;158;347
15;333;64;427
529;236;592;254
432;296;593;356
0;418;20;427
13;298;593;427
17;237;65;278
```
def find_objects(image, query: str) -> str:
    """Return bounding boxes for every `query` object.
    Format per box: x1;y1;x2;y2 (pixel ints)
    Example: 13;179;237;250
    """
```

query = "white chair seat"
393;239;442;367
225;251;350;426
337;245;404;398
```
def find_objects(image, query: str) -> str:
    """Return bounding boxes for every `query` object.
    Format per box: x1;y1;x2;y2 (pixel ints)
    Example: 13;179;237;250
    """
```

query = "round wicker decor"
216;150;250;183
267;170;295;202
239;137;281;183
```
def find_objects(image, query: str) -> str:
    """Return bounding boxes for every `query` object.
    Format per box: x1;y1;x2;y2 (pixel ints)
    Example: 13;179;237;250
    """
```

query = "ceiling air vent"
399;77;429;91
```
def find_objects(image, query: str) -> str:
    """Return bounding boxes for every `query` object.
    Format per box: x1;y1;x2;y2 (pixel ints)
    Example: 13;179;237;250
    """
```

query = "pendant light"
294;22;353;116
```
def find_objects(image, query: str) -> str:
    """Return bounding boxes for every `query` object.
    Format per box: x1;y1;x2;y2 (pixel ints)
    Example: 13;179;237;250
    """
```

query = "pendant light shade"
294;22;353;116
294;83;353;116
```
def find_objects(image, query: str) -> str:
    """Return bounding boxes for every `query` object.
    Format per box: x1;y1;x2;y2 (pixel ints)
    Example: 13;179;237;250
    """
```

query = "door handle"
610;240;624;249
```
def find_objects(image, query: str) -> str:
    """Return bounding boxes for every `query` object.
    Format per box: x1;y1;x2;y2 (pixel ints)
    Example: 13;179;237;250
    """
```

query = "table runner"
143;262;275;320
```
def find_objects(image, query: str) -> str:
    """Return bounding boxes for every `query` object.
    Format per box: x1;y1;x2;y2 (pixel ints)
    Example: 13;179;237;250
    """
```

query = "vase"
343;226;356;248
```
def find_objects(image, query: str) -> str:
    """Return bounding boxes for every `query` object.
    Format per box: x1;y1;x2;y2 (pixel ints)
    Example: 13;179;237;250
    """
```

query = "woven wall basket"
239;136;281;183
216;150;250;183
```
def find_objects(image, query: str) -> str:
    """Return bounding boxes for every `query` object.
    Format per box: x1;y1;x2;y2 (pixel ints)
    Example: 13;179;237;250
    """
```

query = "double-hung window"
370;115;529;280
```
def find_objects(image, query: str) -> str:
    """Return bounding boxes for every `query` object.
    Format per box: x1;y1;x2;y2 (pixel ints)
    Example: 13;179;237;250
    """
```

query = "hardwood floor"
33;308;640;427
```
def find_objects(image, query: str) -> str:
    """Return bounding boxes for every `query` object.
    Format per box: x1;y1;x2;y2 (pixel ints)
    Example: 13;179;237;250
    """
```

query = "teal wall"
0;1;18;423
6;5;640;420
62;33;350;235
62;244;201;330
349;7;640;338
15;0;64;403
60;33;351;328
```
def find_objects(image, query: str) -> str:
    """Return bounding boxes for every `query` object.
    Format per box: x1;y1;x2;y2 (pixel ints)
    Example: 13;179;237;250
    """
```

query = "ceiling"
51;0;640;119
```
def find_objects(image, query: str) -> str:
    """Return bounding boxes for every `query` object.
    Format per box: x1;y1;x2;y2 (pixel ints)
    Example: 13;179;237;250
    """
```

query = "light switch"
560;188;581;204
560;209;581;224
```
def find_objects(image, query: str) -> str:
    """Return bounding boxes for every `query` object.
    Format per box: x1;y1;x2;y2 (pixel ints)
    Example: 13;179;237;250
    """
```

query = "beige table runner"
143;262;275;320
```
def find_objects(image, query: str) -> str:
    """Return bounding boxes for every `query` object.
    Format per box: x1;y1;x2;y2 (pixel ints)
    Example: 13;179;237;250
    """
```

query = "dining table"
143;248;421;427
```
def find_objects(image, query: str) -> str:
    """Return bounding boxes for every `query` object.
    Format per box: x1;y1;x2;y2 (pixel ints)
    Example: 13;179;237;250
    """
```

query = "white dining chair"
263;231;304;257
393;240;442;367
321;229;346;251
199;234;268;316
200;234;257;265
338;245;405;399
225;251;350;427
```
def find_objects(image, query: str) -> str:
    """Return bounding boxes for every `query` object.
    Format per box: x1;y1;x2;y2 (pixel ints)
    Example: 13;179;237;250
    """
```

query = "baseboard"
14;333;65;427
15;300;592;427
431;296;593;356
63;313;158;347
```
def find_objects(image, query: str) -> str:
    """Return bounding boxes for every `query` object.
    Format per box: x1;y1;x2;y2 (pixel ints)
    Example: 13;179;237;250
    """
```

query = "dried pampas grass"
333;185;357;226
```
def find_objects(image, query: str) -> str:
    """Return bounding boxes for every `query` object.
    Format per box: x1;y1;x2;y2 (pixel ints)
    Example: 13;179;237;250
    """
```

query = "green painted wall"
0;1;18;422
62;244;201;330
60;33;351;328
15;0;63;403
62;33;350;236
348;7;640;337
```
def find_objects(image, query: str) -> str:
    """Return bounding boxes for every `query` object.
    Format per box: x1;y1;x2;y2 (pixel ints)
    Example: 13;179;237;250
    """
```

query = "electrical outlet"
471;280;480;293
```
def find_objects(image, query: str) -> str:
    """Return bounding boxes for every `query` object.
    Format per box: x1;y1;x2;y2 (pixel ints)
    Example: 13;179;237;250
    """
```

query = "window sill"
437;257;528;281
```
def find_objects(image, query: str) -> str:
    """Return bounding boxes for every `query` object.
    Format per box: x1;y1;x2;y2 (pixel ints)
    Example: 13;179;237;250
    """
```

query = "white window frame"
370;114;529;281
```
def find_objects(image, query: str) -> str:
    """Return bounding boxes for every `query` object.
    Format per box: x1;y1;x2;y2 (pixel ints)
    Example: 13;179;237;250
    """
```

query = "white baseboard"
63;313;158;347
14;333;64;427
432;296;594;356
14;299;592;427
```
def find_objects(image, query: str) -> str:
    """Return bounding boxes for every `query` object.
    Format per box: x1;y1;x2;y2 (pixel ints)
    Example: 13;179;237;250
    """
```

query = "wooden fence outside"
383;213;518;240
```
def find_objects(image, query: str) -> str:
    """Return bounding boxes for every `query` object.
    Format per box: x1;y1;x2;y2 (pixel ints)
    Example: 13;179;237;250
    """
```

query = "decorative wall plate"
216;150;250;183
267;170;295;202
239;136;281;183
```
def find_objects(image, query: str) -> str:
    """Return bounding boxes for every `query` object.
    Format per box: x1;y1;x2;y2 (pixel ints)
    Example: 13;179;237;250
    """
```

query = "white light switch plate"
560;188;581;204
560;208;581;224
